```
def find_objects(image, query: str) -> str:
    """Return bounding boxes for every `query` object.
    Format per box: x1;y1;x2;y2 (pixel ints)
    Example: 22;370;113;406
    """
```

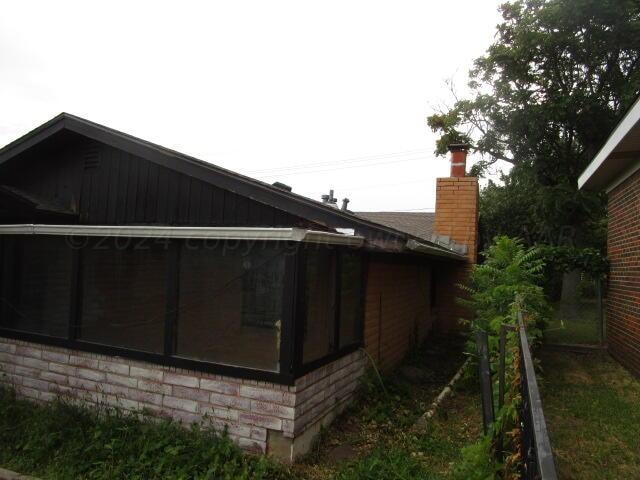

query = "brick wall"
433;176;479;333
607;168;640;376
434;177;479;263
363;258;431;371
0;337;365;460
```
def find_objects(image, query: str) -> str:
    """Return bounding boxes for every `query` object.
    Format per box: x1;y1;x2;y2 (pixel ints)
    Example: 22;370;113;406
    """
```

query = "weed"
0;388;290;480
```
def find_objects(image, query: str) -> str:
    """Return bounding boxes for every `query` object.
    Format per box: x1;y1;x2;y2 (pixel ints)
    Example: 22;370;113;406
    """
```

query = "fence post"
497;325;506;462
596;277;605;347
476;330;494;435
498;325;506;410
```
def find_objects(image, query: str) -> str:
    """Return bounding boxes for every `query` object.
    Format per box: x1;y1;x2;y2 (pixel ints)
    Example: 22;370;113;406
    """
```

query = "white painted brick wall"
0;337;365;455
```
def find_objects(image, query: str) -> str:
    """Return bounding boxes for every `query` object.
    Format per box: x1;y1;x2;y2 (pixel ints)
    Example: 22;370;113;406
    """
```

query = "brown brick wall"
434;177;479;263
607;167;640;377
433;263;472;334
432;176;479;333
363;257;432;371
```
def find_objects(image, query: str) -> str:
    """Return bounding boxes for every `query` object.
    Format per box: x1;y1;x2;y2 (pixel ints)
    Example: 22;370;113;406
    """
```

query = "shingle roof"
355;211;435;242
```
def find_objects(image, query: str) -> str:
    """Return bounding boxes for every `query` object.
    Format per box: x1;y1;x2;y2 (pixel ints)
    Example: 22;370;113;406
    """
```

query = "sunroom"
0;225;366;385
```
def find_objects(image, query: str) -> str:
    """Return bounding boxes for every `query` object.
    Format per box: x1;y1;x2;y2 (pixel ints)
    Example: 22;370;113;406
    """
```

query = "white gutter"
578;95;640;189
406;239;465;260
0;224;365;246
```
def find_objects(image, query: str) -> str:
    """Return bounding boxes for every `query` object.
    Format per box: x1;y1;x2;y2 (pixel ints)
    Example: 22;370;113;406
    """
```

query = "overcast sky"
1;1;505;212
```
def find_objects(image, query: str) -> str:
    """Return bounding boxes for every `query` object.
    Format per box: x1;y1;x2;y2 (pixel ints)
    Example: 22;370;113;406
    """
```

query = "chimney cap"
448;143;471;152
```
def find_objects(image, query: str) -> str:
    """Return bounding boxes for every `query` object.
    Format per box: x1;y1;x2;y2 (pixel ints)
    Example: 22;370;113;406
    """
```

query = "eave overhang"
579;96;640;191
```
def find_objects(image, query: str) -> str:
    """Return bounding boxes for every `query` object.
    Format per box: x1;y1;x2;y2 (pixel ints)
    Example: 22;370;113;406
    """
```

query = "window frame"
294;247;367;376
0;235;366;385
0;235;75;339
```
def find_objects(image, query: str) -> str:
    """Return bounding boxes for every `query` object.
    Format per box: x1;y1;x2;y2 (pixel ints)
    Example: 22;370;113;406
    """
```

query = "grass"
540;350;640;480
0;388;289;480
293;335;483;480
543;299;602;345
0;336;483;480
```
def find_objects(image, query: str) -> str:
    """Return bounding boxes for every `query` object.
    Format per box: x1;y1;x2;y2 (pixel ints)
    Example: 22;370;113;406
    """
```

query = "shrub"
461;236;551;347
457;236;552;479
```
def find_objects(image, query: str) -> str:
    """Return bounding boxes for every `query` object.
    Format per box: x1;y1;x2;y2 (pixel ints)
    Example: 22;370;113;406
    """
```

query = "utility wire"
256;155;427;178
247;148;430;175
306;178;432;197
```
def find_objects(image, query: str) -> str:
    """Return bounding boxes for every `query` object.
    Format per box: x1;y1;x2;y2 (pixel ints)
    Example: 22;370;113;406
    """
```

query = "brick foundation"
607;168;640;377
0;337;366;461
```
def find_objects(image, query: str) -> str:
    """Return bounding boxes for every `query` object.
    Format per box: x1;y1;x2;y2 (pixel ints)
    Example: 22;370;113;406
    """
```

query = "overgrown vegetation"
294;335;482;480
0;336;481;480
456;236;551;479
461;236;551;343
0;388;289;480
540;350;640;479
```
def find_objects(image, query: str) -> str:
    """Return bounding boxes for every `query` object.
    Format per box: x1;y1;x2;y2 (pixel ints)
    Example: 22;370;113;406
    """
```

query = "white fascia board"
0;224;365;246
578;96;640;189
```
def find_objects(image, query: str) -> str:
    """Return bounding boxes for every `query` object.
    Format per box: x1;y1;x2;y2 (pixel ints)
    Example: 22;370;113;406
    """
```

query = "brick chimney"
448;143;469;177
434;144;479;263
432;145;479;333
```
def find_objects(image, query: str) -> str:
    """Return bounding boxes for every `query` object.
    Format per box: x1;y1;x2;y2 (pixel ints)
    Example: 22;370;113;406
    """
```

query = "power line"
246;148;430;175
256;155;427;178
307;178;432;197
386;207;435;212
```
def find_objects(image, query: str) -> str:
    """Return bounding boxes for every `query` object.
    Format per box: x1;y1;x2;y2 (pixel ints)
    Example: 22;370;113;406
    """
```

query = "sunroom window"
80;238;167;353
0;225;365;382
176;241;284;372
0;236;72;338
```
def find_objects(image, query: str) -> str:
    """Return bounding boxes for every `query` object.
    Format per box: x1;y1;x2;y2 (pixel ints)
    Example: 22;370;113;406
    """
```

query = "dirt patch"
292;334;476;479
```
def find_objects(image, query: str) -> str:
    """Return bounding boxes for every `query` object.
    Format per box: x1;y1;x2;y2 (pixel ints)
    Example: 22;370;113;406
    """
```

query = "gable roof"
0;113;463;259
355;212;435;242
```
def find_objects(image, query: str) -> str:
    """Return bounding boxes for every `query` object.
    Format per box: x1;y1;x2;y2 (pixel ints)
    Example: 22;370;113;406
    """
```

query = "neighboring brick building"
0;113;478;460
579;96;640;377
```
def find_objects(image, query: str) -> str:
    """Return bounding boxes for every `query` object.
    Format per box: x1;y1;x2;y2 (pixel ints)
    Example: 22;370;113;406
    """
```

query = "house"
0;114;478;460
579;96;640;378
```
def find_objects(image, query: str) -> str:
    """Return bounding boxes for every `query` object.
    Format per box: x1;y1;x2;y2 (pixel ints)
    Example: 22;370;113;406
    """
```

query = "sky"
0;1;506;212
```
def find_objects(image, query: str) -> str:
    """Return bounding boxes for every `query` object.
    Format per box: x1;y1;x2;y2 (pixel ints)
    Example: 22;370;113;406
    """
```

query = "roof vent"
321;189;338;207
272;181;292;192
83;150;100;170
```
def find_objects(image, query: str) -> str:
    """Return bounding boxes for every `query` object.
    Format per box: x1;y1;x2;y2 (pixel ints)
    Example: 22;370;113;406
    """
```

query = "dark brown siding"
1;134;317;228
607;168;640;377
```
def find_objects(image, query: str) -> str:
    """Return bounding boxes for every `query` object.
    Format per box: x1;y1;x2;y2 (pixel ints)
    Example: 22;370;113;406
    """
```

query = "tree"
428;0;640;249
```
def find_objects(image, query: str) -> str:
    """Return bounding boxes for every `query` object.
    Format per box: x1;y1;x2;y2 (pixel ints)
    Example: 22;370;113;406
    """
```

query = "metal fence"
516;309;558;480
476;309;558;479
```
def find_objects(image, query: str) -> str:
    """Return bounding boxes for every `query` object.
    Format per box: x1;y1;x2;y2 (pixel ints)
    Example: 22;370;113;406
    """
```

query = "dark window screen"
0;236;72;337
241;254;284;328
338;251;363;348
176;241;284;372
80;238;167;353
302;247;336;364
